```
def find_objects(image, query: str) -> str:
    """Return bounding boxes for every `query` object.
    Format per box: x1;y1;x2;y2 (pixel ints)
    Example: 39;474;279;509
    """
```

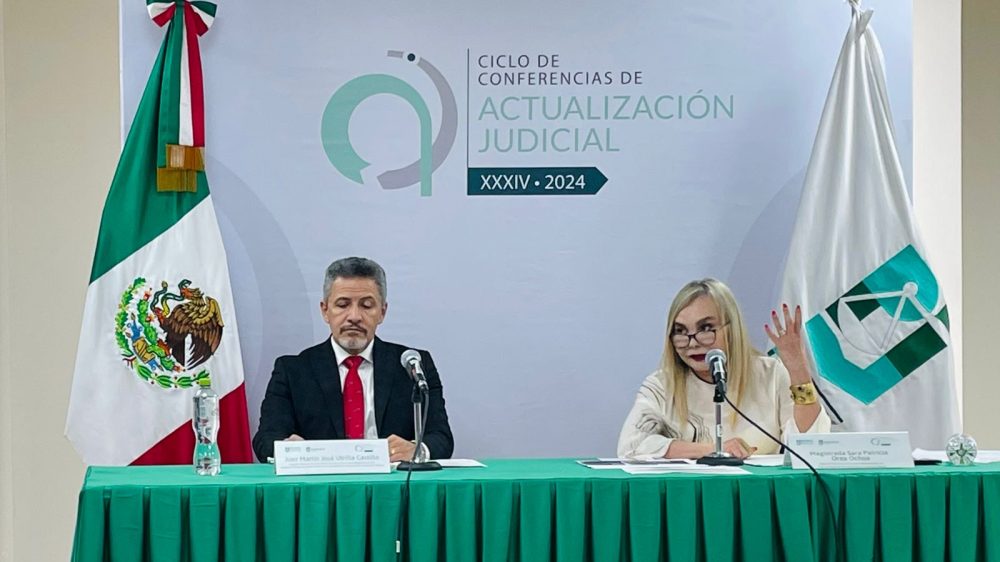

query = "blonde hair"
660;278;759;425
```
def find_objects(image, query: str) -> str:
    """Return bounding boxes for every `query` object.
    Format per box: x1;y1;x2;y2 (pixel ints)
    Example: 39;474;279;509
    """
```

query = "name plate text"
274;439;391;476
787;432;914;469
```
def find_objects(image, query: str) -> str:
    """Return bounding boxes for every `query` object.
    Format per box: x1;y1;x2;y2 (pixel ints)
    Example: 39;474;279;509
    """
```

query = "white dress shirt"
330;337;379;439
329;337;431;459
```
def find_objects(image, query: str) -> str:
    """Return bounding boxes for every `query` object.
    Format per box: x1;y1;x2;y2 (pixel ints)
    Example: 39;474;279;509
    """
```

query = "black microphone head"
400;349;421;369
706;348;727;365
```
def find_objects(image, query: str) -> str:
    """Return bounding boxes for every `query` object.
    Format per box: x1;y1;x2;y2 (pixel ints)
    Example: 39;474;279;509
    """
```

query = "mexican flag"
778;4;960;449
65;0;252;465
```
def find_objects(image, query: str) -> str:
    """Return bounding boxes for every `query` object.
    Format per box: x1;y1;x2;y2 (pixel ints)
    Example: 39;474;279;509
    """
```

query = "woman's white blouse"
617;355;831;458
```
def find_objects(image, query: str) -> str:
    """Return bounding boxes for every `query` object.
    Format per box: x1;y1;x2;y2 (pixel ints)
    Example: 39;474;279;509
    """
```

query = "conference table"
71;458;1000;562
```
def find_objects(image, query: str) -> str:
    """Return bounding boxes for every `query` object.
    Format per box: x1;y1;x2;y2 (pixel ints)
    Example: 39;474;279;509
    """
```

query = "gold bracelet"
790;382;818;405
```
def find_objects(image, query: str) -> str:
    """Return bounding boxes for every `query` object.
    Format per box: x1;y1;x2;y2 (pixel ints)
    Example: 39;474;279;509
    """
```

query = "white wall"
912;0;963;414
0;1;989;560
0;1;119;560
962;0;1000;448
0;0;13;558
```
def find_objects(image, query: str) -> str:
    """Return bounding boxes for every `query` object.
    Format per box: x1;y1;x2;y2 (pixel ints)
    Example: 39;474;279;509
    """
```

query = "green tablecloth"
71;459;1000;562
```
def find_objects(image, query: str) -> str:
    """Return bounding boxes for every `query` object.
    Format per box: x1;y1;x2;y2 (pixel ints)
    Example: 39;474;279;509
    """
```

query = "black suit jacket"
252;337;454;462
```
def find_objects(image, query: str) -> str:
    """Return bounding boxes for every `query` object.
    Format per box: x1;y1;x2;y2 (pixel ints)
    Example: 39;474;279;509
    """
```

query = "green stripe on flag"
157;5;184;168
885;323;947;377
827;281;878;327
89;9;207;282
191;1;217;17
846;282;879;322
936;306;950;330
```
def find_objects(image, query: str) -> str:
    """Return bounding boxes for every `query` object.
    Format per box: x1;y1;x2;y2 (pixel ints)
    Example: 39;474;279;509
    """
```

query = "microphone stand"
397;382;441;471
697;368;744;466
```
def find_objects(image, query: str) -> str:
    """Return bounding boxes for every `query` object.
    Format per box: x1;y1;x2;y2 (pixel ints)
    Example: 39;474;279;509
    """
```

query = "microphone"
706;348;727;393
696;347;743;466
400;349;428;392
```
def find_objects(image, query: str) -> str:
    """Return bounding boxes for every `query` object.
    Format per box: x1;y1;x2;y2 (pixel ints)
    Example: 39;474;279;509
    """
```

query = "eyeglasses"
671;323;728;349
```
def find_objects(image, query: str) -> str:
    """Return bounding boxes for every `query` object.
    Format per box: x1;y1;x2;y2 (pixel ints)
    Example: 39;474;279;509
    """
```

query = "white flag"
778;4;960;449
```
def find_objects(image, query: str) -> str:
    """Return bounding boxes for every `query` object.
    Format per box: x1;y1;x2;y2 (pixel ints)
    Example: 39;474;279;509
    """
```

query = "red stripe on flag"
183;3;206;147
217;383;253;463
151;5;176;27
188;7;210;36
130;383;253;465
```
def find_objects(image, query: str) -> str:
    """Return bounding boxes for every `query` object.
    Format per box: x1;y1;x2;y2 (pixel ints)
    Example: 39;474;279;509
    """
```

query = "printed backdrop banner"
119;0;913;458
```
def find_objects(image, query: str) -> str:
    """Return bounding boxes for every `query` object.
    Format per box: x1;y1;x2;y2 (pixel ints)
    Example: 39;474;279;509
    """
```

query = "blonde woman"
617;278;830;459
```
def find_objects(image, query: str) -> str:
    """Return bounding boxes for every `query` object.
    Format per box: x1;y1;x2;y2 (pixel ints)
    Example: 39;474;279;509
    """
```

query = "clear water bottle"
192;379;221;475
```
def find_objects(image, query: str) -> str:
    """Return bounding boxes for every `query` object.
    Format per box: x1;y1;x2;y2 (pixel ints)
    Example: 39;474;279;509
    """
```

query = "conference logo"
114;277;224;389
805;245;950;404
321;51;457;197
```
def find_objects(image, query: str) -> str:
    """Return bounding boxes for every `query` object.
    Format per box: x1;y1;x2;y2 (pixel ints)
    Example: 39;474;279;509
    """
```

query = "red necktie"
342;355;365;439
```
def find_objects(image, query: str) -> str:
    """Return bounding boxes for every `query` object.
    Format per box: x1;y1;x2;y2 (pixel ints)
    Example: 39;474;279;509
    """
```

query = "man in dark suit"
252;257;453;463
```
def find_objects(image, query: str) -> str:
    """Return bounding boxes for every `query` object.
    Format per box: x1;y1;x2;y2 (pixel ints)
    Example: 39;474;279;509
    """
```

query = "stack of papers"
577;458;749;475
742;454;787;467
390;459;486;469
912;449;1000;464
577;458;692;469
436;459;487;468
622;465;750;475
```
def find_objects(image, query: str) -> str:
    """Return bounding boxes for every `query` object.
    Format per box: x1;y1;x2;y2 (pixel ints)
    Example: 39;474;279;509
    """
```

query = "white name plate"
273;439;391;476
788;432;914;469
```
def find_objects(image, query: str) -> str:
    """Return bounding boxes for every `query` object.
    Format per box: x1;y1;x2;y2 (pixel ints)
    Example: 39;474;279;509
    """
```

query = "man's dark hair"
323;257;387;303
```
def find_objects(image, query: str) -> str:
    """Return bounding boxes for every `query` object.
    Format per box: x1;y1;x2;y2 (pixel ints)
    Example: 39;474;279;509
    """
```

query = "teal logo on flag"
805;245;950;404
320;51;457;197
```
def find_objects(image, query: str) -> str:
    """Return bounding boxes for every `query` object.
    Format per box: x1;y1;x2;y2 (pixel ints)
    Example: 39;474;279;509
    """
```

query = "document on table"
391;459;486;469
436;459;487;468
622;465;750;475
743;454;787;467
577;458;694;469
912;448;1000;464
